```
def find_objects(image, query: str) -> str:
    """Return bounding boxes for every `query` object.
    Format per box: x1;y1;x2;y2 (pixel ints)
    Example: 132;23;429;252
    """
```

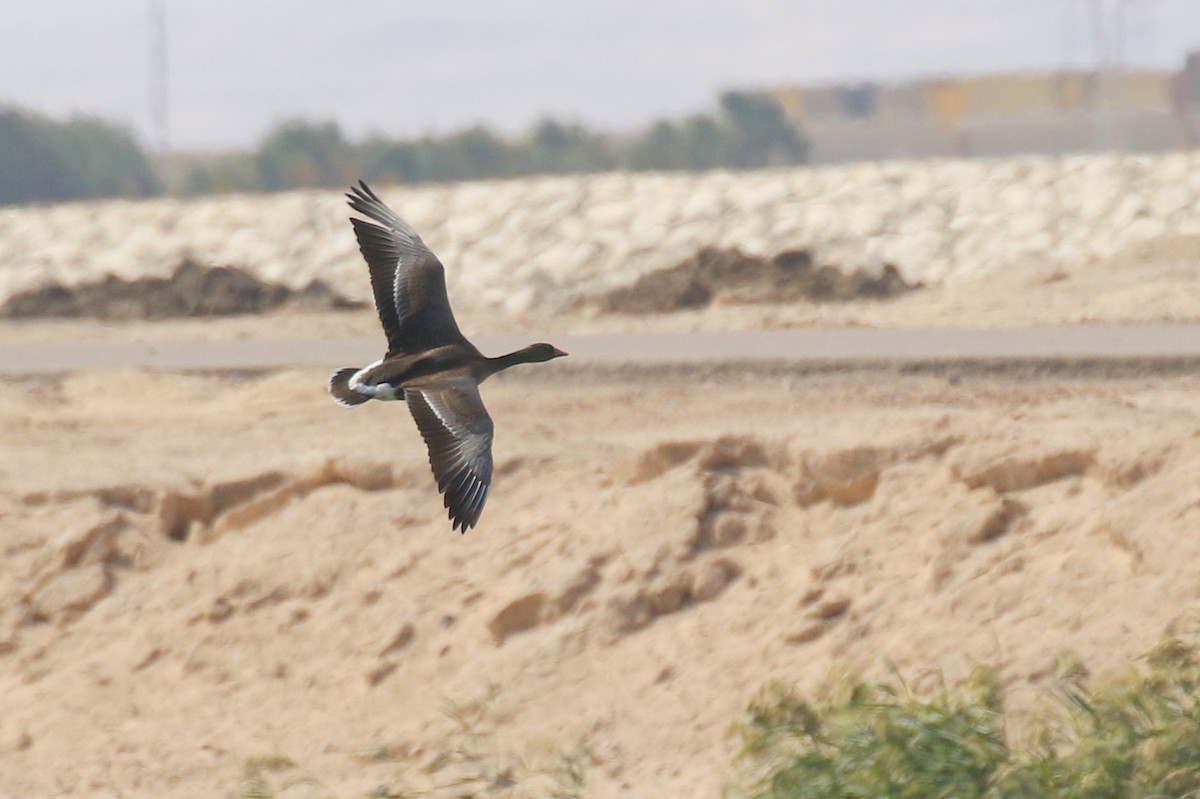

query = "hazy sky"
2;1;1198;151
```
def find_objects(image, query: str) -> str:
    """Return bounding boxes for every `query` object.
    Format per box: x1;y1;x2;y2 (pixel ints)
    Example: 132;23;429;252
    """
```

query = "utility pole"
149;0;169;158
1086;0;1145;150
1086;0;1119;148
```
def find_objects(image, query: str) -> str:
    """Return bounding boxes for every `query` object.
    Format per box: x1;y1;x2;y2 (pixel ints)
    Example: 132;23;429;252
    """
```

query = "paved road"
3;324;1200;375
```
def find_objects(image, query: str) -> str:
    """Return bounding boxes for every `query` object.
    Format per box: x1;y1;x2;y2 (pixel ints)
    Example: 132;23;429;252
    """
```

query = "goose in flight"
329;181;567;531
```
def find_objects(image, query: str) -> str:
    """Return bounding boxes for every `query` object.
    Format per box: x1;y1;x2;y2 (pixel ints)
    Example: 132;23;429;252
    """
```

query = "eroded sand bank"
3;366;1200;797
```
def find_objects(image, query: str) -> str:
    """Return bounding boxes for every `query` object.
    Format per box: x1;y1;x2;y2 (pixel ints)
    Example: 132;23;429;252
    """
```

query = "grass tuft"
230;682;591;798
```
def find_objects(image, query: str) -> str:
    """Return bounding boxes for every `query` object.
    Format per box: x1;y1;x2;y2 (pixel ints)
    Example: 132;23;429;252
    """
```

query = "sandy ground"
4;357;1200;797
2;221;1200;797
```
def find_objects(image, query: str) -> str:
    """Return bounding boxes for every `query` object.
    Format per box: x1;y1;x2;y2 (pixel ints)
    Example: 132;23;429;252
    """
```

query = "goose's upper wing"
405;378;494;532
346;181;467;355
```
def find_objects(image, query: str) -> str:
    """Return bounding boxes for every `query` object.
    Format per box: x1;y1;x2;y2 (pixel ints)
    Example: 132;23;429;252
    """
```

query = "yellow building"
768;64;1192;162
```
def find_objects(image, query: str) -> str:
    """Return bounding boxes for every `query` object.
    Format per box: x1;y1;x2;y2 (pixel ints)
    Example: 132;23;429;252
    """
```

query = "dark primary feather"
347;217;405;350
346;181;467;356
405;379;495;532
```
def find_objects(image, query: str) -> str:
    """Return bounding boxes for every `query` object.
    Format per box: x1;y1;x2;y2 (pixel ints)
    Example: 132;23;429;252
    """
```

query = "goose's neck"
483;346;541;377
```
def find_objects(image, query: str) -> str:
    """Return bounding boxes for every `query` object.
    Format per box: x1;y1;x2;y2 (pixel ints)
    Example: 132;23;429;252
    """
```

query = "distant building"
769;54;1200;163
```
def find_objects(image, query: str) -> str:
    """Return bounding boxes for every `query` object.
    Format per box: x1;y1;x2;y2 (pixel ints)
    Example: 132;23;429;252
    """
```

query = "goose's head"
524;343;569;362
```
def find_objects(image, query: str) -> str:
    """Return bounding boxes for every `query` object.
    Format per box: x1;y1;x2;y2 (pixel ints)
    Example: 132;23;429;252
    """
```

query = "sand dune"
4;365;1200;797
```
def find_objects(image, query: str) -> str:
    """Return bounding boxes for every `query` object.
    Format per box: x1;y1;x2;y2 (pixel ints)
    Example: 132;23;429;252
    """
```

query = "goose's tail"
328;368;371;407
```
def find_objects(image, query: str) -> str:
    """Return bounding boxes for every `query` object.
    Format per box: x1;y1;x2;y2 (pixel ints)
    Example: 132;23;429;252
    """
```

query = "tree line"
0;108;160;205
0;91;808;206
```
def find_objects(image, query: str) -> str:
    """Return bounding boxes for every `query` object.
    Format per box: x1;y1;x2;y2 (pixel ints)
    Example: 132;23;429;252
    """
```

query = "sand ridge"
3;367;1200;797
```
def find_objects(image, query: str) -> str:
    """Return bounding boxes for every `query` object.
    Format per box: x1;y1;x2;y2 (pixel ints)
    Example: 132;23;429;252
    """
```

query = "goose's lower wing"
405;378;494;532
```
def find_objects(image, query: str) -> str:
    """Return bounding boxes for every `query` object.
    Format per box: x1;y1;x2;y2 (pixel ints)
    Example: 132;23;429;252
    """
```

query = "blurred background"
8;5;1200;799
2;0;1199;203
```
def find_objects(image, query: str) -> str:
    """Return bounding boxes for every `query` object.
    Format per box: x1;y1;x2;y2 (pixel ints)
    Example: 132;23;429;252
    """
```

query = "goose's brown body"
329;182;566;531
354;342;559;391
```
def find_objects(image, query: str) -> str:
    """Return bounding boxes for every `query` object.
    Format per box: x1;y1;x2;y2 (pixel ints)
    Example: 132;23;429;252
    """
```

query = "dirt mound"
0;260;364;320
599;247;919;314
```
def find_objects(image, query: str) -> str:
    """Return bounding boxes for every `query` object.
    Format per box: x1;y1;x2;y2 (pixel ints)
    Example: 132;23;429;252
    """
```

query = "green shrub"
732;641;1200;799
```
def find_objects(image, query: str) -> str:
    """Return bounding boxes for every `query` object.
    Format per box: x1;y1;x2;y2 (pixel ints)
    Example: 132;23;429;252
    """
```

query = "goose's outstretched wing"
346;181;468;356
405;378;494;532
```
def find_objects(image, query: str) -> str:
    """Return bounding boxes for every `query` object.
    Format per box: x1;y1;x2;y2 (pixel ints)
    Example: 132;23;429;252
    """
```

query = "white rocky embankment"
0;151;1198;315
